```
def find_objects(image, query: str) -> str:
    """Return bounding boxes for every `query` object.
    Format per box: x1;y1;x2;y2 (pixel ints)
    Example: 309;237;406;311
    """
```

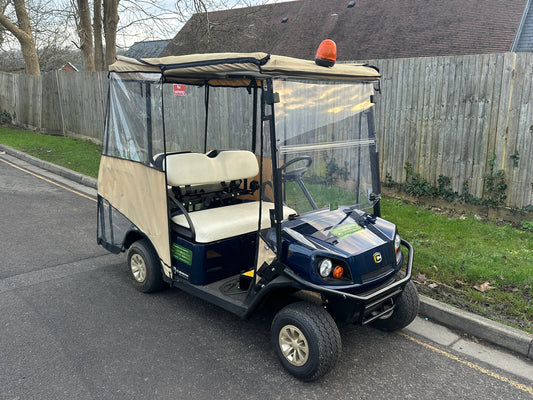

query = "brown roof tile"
161;0;525;60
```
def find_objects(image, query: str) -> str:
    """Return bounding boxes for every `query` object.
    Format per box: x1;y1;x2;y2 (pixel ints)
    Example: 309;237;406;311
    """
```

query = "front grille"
361;264;393;282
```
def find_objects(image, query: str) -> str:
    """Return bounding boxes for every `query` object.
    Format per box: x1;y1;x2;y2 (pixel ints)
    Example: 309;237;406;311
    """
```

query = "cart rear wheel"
127;239;163;293
271;301;341;381
371;279;419;331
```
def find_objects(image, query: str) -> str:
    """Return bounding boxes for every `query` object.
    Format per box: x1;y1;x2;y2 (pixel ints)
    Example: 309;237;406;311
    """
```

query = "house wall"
0;52;532;209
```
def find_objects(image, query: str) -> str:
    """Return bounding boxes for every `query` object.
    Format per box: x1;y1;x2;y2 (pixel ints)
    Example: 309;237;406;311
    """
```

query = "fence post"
55;71;66;136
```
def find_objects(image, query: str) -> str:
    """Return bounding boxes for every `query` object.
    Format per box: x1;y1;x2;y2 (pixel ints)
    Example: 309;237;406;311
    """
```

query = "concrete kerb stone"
420;295;533;360
2;143;532;360
0;144;98;189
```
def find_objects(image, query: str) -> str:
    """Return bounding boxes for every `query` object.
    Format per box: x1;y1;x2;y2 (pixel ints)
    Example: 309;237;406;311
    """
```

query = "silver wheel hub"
279;324;309;366
130;253;147;283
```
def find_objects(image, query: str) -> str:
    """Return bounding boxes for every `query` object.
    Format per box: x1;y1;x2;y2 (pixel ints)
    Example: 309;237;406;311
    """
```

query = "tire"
271;301;341;381
370;278;419;332
127;239;163;293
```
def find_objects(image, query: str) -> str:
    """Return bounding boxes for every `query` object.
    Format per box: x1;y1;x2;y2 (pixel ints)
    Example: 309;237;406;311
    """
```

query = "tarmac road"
1;153;532;400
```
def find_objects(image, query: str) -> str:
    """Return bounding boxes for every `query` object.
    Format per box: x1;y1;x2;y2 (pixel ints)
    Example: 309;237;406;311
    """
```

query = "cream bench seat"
165;150;296;243
171;201;295;243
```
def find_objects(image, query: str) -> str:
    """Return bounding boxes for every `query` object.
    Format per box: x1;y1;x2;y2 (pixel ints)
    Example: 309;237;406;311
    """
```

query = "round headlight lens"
394;234;403;264
318;259;333;277
394;234;401;253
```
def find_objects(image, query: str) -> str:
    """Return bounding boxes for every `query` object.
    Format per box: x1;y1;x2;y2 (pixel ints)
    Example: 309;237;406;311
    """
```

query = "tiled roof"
125;40;171;59
161;0;526;60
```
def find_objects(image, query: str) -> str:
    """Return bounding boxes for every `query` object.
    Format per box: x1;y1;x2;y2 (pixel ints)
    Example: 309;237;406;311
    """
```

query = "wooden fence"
0;71;107;143
368;52;533;210
0;52;532;209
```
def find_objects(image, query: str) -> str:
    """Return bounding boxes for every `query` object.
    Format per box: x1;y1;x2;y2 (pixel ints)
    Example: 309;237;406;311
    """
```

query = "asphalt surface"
1;151;533;399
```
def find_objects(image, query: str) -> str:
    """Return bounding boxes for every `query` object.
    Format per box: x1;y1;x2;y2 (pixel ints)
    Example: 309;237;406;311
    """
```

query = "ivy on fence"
385;153;531;219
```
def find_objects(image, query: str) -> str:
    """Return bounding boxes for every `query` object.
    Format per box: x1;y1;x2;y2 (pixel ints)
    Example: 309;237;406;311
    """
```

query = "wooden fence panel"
15;74;41;129
57;71;107;142
0;53;532;209
365;52;532;209
0;72;17;121
41;72;63;133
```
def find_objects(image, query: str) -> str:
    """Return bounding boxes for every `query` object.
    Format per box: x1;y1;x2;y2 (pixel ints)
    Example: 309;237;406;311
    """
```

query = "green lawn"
381;197;533;332
1;126;532;331
0;127;101;178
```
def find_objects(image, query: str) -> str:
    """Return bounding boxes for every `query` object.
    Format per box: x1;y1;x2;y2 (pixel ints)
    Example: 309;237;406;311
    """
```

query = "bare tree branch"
0;0;40;74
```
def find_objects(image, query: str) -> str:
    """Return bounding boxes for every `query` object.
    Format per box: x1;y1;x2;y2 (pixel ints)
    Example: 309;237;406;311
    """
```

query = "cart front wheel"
127;239;163;293
271;301;341;381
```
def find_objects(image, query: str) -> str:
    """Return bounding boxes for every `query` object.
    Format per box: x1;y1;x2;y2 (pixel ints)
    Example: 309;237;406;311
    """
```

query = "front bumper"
282;239;414;324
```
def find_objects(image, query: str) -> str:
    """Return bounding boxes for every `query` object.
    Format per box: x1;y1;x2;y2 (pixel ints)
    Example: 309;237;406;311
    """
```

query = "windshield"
273;79;379;215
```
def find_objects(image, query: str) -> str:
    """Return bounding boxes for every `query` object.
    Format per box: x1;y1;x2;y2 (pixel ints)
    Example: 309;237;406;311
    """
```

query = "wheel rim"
130;253;147;283
279;324;309;367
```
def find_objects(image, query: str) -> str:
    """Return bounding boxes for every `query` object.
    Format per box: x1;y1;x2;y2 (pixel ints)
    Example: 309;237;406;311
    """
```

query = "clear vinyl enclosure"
273;79;379;215
99;72;380;264
102;73;379;213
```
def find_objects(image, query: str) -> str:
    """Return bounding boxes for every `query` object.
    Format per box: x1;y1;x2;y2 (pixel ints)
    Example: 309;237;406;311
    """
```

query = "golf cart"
97;43;419;381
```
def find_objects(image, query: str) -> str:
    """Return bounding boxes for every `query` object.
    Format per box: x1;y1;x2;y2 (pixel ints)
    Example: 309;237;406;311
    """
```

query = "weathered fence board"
0;53;532;209
41;72;62;133
0;72;17;121
365;52;533;209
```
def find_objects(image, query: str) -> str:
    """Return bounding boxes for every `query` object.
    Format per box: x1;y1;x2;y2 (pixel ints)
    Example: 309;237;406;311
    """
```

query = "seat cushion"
165;151;259;187
171;201;296;243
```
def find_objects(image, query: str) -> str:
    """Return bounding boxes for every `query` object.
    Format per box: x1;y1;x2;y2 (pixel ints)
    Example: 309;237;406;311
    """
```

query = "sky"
0;0;294;53
116;0;293;48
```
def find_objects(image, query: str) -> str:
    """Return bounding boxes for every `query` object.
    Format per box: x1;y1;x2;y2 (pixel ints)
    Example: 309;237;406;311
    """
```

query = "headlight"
394;234;401;253
394;233;403;264
318;259;333;277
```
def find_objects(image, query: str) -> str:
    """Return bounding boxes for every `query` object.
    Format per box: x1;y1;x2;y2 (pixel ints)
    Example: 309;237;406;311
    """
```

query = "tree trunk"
77;0;95;71
93;0;104;71
0;0;40;75
103;0;119;68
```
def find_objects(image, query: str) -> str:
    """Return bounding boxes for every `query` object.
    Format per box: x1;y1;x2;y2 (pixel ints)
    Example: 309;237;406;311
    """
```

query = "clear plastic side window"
103;73;163;164
97;196;136;252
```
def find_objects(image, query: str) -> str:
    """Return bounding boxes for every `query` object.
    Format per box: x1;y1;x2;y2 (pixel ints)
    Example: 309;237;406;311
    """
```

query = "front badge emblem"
373;252;382;263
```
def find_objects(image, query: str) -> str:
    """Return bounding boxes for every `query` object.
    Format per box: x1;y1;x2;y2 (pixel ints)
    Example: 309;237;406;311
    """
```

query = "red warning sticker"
173;84;186;96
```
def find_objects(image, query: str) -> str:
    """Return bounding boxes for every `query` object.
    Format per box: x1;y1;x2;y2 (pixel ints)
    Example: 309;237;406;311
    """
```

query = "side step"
172;275;249;317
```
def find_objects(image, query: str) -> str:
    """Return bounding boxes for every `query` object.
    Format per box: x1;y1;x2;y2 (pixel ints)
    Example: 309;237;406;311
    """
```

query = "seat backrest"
165;150;259;187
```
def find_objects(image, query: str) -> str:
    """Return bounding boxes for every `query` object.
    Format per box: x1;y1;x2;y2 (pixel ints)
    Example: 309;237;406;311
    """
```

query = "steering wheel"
279;156;313;182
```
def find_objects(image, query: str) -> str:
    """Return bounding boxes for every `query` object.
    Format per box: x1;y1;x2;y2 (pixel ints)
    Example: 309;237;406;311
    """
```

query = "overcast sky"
116;0;293;48
0;0;293;52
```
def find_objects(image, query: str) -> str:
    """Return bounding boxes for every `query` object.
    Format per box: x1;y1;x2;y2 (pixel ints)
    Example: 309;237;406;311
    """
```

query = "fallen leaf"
473;282;495;292
525;285;531;289
428;283;438;289
511;288;519;292
498;275;504;280
432;265;438;272
417;273;427;281
455;280;466;285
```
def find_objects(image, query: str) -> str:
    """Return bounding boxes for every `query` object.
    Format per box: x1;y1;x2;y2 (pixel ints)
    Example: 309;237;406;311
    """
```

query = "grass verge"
0;127;101;178
382;197;533;333
1;127;532;332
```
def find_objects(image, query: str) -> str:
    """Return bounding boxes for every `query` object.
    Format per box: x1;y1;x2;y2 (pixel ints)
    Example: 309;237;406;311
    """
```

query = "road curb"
0;144;98;189
420;295;533;359
2;143;532;360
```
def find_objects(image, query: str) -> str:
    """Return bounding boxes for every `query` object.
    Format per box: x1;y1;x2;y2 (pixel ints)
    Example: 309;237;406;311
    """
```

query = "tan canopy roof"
109;52;380;83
